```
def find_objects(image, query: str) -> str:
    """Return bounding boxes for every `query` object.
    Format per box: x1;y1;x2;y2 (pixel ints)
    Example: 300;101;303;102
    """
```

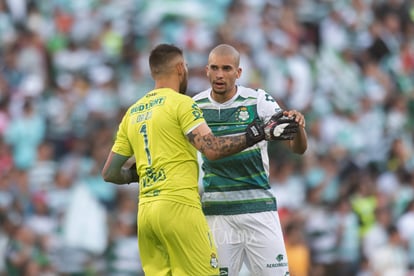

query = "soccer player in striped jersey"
193;44;308;276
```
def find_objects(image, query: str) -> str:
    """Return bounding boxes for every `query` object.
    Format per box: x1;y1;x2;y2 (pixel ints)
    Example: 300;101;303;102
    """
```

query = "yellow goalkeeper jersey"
112;88;206;207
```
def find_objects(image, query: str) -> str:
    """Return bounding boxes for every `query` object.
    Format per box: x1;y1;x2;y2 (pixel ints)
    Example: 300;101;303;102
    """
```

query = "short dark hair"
149;44;183;76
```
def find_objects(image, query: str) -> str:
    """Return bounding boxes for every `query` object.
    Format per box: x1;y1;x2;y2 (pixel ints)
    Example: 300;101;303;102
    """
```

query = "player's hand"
128;163;139;183
121;162;139;184
264;110;299;140
245;121;265;147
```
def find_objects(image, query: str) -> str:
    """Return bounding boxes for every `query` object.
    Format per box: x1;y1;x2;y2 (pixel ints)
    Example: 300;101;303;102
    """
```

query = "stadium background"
0;0;414;275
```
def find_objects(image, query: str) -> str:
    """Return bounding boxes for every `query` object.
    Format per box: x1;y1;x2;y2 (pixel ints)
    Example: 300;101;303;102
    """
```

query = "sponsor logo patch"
266;253;288;268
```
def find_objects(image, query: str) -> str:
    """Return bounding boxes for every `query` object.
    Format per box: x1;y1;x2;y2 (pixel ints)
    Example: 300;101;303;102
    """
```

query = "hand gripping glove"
245;120;265;147
264;110;299;141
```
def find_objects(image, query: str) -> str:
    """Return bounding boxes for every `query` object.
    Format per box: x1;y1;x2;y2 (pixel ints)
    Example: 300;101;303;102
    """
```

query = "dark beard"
179;78;187;94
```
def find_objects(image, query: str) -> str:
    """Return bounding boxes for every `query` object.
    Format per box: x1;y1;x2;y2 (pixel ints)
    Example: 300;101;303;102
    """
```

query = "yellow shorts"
138;200;219;276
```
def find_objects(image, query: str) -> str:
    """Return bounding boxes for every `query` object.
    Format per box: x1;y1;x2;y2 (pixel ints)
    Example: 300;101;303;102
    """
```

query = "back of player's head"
149;44;183;77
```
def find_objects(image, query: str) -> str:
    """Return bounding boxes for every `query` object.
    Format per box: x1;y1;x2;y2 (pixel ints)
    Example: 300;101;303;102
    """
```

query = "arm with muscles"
286;110;307;154
101;153;139;184
187;121;264;161
264;109;307;154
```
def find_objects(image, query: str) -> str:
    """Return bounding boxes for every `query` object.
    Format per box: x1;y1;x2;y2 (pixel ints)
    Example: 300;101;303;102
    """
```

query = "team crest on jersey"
210;253;218;268
235;106;250;122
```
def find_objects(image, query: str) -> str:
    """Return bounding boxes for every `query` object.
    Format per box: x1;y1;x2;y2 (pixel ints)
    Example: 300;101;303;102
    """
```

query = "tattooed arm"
187;122;249;161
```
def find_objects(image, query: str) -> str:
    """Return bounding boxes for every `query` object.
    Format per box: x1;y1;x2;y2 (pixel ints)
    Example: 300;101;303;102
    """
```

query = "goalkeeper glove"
264;110;299;140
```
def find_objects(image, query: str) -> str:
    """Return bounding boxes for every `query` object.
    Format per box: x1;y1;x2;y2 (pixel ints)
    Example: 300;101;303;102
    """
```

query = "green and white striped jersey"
193;85;282;215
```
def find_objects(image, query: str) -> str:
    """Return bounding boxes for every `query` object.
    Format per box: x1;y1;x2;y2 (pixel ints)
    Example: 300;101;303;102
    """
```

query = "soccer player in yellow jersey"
101;44;266;276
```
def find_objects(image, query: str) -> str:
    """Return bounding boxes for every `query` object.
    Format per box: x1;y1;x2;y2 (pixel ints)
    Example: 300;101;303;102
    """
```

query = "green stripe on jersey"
202;198;277;215
203;173;268;192
202;148;268;192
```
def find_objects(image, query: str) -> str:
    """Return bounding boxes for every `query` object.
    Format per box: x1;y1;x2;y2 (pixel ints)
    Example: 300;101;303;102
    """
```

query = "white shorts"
206;211;289;276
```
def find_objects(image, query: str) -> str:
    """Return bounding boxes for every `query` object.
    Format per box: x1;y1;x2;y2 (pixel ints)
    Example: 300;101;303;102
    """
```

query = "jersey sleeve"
177;96;206;135
256;89;282;122
111;112;133;157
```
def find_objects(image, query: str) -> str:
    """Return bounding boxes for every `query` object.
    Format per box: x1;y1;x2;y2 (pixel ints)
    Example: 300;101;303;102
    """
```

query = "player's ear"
236;67;242;79
176;61;186;76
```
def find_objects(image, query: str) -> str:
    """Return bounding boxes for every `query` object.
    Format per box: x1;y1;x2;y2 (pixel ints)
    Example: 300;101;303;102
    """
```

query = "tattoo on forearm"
187;132;196;145
190;132;246;156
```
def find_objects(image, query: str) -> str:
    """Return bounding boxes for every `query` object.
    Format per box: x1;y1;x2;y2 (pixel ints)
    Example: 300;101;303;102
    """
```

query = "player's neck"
211;85;237;103
154;78;179;93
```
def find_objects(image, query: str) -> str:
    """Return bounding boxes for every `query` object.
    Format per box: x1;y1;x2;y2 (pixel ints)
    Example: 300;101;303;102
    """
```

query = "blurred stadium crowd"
0;0;414;275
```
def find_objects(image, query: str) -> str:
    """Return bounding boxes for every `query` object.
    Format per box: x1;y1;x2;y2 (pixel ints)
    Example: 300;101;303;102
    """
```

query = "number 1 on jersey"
139;124;152;165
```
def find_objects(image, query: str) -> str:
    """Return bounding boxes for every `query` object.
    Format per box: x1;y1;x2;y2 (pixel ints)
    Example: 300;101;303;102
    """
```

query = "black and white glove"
245;121;265;147
264;110;299;141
